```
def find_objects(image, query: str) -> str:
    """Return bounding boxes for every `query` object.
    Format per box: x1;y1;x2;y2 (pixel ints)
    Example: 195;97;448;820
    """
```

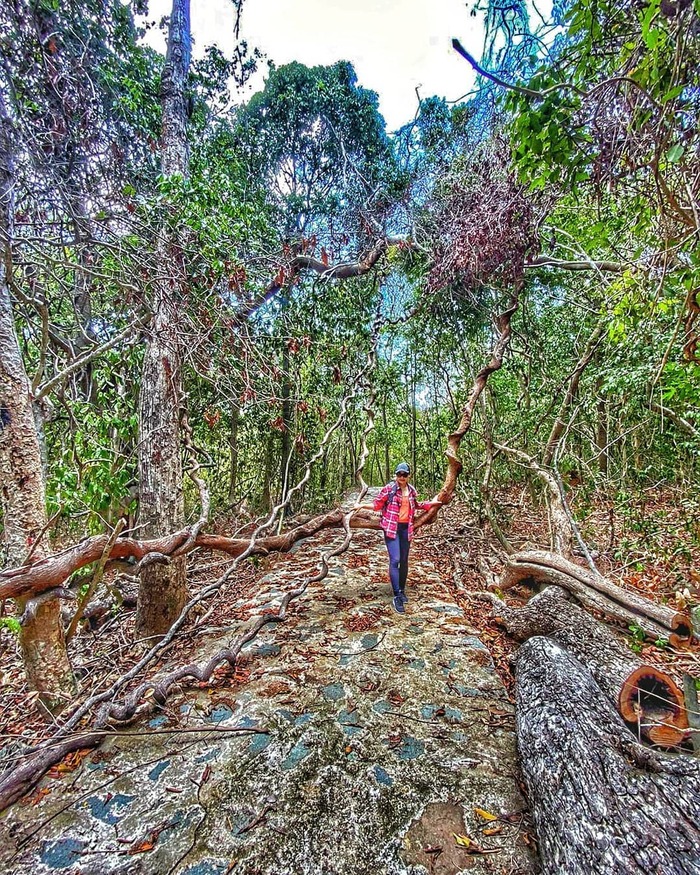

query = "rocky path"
2;515;535;875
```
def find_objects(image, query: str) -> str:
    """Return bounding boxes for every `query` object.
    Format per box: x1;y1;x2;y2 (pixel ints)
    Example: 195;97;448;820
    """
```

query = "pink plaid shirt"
373;482;432;541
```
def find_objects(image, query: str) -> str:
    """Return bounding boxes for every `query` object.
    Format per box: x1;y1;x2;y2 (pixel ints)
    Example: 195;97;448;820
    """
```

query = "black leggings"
384;523;409;597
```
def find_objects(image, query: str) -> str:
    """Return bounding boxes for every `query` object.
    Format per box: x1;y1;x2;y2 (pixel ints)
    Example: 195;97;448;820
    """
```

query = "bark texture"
516;636;700;875
500;550;692;643
0;93;75;711
135;0;191;637
484;585;688;744
486;585;644;693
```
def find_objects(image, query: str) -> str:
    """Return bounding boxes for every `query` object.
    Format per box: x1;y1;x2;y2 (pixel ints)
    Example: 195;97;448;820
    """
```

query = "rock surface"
1;519;535;875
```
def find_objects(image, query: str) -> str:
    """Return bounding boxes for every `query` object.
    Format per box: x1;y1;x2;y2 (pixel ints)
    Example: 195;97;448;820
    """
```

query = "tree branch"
33;315;149;401
525;255;623;272
451;38;583;99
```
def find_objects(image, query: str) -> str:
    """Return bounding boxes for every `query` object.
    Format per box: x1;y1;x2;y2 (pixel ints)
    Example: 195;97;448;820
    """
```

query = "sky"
140;0;485;130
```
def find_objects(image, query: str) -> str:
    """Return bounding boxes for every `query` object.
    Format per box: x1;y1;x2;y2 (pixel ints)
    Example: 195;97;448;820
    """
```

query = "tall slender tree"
0;93;76;712
135;0;192;637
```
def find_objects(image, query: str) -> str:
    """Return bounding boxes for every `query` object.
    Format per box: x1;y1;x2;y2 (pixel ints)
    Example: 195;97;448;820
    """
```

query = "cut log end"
669;631;690;649
670;612;692;636
668;612;693;648
619;666;689;747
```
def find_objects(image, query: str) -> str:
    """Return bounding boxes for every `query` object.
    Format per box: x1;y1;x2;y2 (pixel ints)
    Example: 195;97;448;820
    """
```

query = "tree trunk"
135;0;191;638
0;94;75;712
261;430;274;512
416;285;521;532
410;351;417;475
516;636;700;874
596;377;608;476
280;341;293;502
381;394;390;482
228;400;240;504
483;585;689;745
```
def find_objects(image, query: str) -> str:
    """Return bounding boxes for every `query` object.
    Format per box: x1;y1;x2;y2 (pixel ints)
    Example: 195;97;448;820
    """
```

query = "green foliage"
234;61;400;237
0;617;22;636
628;623;646;653
2;0;698;570
502;0;699;240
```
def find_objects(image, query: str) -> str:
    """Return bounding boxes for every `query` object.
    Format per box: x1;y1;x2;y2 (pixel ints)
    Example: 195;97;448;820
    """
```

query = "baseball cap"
394;462;411;475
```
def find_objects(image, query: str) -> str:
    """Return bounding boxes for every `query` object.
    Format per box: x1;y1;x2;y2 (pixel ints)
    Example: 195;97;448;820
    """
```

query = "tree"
0;92;76;712
134;0;192;638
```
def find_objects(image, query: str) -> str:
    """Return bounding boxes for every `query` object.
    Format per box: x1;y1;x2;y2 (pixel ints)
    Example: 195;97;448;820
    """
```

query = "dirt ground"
1;486;698;874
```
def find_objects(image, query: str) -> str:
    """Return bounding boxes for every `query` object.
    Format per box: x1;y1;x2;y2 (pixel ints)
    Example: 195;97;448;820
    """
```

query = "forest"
1;0;699;872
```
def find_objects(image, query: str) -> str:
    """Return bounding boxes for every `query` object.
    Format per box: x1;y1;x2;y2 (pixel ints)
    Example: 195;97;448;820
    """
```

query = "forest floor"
1;486;699;874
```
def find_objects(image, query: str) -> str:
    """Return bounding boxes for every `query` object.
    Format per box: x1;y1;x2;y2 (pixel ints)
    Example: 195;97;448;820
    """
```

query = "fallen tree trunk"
498;550;693;646
501;558;674;644
479;586;689;746
0;508;386;601
516;636;700;874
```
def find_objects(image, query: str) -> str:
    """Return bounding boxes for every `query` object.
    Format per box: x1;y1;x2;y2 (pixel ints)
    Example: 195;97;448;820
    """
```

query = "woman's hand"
352;502;374;511
426;496;443;506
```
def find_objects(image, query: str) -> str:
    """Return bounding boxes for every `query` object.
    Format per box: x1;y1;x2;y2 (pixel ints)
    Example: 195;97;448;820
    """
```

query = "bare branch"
526;255;623;272
33;315;149;401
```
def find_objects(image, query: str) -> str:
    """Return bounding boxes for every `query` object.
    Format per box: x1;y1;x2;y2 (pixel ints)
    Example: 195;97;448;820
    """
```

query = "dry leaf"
474;806;498;822
483;825;503;836
25;786;51;806
387;733;403;749
388;689;405;706
47;748;91;777
128;839;155;855
453;833;491;854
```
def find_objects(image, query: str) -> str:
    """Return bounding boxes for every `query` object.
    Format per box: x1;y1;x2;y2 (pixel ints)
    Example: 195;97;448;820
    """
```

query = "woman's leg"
398;524;410;595
384;535;402;598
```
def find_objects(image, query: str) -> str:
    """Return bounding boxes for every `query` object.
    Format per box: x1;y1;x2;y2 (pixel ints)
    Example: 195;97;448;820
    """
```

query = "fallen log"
0;509;385;602
498;549;693;646
516;636;700;874
501;558;673;644
479;586;689;746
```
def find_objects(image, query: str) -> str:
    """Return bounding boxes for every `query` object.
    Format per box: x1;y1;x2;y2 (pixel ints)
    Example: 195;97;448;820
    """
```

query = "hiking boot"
392;595;405;614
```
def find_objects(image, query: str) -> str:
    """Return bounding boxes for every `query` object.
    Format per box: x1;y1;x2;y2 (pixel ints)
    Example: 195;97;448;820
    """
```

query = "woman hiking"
354;462;442;614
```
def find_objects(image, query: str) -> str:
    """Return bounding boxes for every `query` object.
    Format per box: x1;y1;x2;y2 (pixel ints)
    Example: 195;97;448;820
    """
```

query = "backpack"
383;481;411;507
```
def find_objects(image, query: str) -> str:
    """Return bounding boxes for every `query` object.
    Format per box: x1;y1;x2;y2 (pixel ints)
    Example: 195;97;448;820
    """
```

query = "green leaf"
661;84;685;104
642;28;659;51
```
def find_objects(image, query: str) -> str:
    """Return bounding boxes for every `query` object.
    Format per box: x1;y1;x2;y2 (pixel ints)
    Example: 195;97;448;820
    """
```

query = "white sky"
140;0;484;130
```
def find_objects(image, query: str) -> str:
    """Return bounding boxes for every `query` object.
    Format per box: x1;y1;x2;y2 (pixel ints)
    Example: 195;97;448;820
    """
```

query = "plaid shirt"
373;482;432;541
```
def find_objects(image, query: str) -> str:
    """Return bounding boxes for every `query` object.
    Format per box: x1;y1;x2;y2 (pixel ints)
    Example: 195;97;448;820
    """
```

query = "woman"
354;462;442;614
